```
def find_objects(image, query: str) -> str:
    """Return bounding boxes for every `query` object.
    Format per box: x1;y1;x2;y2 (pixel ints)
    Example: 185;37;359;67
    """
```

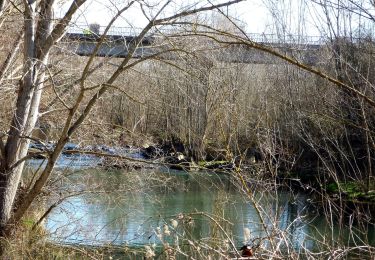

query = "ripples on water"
26;155;375;255
41;170;374;250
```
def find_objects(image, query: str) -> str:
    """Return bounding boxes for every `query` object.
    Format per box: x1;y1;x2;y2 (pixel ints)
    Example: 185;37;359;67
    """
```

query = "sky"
57;0;286;34
57;0;375;38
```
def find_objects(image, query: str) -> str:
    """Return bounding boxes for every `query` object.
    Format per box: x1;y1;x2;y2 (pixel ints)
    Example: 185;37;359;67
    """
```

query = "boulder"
141;145;163;159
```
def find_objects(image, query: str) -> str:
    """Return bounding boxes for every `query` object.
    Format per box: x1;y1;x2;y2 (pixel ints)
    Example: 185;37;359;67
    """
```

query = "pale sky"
57;0;375;38
58;1;286;34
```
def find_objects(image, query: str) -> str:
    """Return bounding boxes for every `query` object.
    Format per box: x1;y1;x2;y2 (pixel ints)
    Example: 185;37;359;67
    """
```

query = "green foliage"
82;29;92;35
326;182;338;193
22;218;35;229
198;160;229;167
326;181;375;202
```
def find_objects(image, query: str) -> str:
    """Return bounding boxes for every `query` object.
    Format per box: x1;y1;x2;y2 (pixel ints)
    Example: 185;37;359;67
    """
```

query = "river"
26;154;375;257
22;151;375;254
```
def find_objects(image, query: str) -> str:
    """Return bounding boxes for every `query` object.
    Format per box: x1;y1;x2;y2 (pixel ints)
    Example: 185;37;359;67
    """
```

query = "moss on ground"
198;160;229;167
326;181;375;203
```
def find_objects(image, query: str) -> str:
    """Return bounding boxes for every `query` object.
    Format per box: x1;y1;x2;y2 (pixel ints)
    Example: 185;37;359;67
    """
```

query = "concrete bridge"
62;24;325;64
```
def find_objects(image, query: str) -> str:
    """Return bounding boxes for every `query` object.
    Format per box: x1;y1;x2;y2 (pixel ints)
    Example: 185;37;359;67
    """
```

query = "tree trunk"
0;0;54;234
0;32;23;85
0;0;38;232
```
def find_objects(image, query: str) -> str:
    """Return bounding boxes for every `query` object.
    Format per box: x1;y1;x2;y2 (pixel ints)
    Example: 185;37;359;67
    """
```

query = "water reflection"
46;168;374;252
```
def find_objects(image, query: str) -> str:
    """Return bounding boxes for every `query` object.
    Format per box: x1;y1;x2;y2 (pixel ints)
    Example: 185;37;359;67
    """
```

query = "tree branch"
153;0;244;24
169;20;375;109
0;32;23;85
9;0;247;230
40;0;86;60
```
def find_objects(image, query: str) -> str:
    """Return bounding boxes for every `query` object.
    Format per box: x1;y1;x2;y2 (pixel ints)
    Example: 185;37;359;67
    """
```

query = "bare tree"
0;0;86;235
0;0;244;238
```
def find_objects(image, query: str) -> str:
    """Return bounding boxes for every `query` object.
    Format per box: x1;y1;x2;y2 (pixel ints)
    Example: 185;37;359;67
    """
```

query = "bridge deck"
67;24;325;46
65;33;154;45
62;24;326;64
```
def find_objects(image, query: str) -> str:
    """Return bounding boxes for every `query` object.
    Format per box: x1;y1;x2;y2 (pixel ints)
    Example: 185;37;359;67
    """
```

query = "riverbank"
28;139;375;214
19;164;375;259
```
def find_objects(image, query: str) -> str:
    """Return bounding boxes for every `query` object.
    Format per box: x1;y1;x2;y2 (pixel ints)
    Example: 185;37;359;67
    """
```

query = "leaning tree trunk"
0;0;39;232
0;0;56;234
0;0;86;235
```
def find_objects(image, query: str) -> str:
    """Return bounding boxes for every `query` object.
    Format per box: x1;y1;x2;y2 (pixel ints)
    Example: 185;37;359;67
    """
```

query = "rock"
161;136;185;154
164;153;190;170
141;145;163;159
245;147;263;163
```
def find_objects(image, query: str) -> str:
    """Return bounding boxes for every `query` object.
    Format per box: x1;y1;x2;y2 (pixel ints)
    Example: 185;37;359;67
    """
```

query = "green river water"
42;164;374;256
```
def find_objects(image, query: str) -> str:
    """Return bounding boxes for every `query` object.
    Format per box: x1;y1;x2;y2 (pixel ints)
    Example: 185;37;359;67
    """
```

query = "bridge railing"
67;24;144;37
67;24;325;45
246;33;325;45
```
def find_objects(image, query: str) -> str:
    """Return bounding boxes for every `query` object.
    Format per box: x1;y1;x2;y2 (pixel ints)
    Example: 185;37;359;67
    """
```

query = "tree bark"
0;32;23;85
0;0;38;232
0;0;59;234
0;0;86;234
